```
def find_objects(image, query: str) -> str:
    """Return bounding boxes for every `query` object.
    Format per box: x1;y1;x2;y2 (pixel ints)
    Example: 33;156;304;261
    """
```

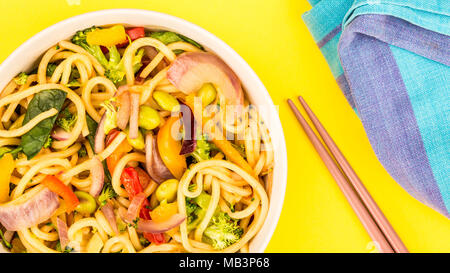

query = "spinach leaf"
21;89;67;159
0;147;22;159
150;31;204;51
85;114;98;150
177;33;204;50
150;31;183;44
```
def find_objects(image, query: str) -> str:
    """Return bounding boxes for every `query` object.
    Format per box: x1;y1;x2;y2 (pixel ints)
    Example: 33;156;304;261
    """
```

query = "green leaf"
150;31;204;50
150;31;184;45
85;114;98;151
0;147;13;159
177;33;204;50
46;63;57;77
0;147;22;159
103;160;112;183
20;89;67;159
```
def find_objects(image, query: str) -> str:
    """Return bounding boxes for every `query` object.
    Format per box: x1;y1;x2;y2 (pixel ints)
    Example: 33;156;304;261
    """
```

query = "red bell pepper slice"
116;27;146;48
42;176;79;213
121;167;165;244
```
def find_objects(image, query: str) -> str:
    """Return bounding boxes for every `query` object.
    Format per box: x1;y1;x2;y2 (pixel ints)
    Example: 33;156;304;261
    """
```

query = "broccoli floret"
203;212;243;250
43;135;53;149
66;79;81;88
100;97;117;135
56;108;77;132
185;192;221;232
14;72;28;85
131;48;145;73
191;135;213;162
72;27;109;67
186;197;201;226
98;182;117;207
72;27;145;84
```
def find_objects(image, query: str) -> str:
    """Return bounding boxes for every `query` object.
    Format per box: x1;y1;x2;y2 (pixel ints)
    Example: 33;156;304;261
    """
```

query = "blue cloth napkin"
302;0;450;217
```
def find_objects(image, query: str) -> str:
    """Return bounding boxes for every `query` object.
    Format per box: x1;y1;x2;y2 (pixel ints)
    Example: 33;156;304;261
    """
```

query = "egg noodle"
0;25;273;253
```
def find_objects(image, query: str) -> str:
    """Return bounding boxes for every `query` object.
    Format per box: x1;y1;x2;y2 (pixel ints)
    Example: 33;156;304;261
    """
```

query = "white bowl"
0;9;287;253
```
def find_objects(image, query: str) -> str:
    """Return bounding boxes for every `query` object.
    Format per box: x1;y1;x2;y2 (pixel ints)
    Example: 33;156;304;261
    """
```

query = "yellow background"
0;0;448;252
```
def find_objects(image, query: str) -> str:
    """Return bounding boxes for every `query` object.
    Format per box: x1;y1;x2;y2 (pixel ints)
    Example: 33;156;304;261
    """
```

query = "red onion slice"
126;192;147;221
119;207;185;234
116;91;131;130
0;187;59;231
51;127;72;141
179;103;196;155
128;92;140;139
94;114;106;154
101;203;119;235
145;133;174;184
89;156;104;197
117;85;129;96
56;217;69;250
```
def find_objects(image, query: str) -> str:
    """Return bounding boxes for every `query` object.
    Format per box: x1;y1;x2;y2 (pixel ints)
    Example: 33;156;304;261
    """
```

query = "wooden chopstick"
287;98;395;253
297;96;409;253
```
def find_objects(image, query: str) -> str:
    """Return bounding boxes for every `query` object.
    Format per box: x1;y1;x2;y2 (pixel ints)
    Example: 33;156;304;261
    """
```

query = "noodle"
0;108;58;137
0;25;274;254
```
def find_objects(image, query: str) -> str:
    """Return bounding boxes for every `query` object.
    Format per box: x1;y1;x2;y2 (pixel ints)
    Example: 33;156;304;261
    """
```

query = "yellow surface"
0;0;448;253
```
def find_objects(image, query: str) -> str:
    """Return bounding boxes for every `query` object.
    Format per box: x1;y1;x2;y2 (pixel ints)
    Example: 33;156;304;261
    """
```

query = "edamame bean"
75;191;97;214
197;83;217;106
124;127;145;150
153;91;180;112
138;105;160;130
155;179;179;203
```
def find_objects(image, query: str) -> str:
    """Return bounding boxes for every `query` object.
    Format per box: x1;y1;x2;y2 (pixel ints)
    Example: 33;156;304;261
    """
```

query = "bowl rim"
0;9;287;253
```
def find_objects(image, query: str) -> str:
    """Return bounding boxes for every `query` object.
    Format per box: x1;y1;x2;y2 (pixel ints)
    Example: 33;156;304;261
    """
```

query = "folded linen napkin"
302;0;450;217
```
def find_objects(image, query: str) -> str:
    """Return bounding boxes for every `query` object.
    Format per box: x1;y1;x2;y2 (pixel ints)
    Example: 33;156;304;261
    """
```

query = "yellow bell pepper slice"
149;201;178;223
157;116;186;179
86;25;127;47
184;96;255;176
0;154;15;203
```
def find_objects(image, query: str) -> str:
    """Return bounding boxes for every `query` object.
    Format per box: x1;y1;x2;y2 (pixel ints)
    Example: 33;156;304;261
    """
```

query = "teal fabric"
302;0;352;43
391;45;450;213
344;0;450;36
302;0;450;216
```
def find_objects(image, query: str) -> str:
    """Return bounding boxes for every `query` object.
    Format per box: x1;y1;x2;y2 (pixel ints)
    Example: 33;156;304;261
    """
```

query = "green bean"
75;191;97;214
152;91;180;112
138;105;160;130
155;179;179;203
125;127;145;150
197;83;217;106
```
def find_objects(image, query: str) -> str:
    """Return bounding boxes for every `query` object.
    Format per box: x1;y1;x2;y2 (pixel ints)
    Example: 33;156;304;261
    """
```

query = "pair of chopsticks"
288;96;408;253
